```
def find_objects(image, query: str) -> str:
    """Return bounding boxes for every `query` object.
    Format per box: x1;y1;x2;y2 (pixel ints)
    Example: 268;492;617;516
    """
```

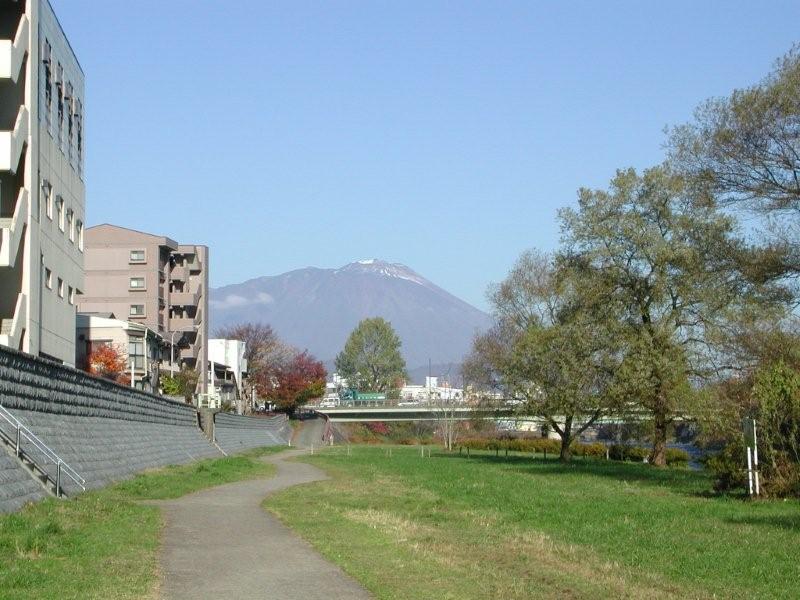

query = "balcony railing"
0;187;27;267
170;289;200;307
0;15;29;83
179;340;200;360
0;104;27;173
170;264;189;282
170;316;196;332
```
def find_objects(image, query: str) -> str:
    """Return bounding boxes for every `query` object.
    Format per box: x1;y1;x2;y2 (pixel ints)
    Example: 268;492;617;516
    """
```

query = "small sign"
742;418;757;448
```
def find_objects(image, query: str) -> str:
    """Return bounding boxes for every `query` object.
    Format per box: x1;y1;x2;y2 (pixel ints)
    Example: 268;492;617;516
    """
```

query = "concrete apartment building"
78;224;209;394
0;0;85;365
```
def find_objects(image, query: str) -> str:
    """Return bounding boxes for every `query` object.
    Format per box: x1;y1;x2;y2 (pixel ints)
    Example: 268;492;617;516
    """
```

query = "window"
68;286;74;305
56;63;64;131
44;268;52;289
67;208;74;242
76;220;83;250
129;277;146;290
57;278;64;298
66;81;73;144
42;39;52;128
56;196;64;231
130;304;145;317
128;339;145;370
75;99;82;164
129;249;146;263
43;183;53;219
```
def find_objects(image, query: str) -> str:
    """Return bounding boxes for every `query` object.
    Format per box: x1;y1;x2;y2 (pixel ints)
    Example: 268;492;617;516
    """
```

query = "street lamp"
170;330;181;377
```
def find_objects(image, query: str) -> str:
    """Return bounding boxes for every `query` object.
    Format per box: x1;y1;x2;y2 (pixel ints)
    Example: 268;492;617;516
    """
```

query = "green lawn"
0;446;285;600
265;446;800;600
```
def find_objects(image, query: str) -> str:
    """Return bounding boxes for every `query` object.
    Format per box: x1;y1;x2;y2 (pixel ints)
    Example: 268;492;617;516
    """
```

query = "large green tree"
669;46;800;279
559;165;771;465
335;318;407;394
464;251;619;461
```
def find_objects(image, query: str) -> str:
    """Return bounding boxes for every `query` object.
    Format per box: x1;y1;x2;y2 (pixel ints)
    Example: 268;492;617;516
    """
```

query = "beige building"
0;0;85;365
78;224;209;394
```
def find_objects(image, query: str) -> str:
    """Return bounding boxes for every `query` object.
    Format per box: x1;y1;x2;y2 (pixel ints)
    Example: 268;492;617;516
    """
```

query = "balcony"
0;15;28;84
186;254;202;273
171;289;200;307
170;264;189;282
0;104;26;173
170;316;196;332
0;292;25;350
0;187;26;267
180;343;199;361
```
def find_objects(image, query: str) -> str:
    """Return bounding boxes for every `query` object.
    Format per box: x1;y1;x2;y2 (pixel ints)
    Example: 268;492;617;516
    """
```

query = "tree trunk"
559;415;573;462
559;435;573;462
651;406;668;467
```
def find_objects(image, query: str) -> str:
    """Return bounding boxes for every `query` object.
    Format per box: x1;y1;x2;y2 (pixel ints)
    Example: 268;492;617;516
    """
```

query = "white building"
0;0;85;365
206;338;248;412
400;378;464;403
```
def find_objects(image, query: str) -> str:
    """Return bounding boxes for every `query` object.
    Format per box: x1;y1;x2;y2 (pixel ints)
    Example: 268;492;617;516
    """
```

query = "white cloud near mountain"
210;292;274;310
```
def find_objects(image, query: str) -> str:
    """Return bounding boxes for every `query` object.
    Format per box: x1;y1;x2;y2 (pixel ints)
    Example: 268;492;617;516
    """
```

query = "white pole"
746;447;754;496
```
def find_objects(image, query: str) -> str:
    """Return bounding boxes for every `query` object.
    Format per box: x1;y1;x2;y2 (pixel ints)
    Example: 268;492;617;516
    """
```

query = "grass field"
265;445;800;600
0;446;285;600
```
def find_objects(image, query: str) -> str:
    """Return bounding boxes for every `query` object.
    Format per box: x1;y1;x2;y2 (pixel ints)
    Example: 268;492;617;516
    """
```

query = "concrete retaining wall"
0;450;46;513
214;413;291;454
0;345;221;511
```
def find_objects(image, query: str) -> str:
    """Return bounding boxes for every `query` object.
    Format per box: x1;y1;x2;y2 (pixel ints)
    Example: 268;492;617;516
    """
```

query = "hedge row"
459;438;690;465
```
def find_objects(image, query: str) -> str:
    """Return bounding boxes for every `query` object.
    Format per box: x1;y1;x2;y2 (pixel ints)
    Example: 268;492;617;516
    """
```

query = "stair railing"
0;404;86;497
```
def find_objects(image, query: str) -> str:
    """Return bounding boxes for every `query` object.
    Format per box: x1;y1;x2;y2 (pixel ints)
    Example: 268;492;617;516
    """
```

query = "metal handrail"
0;404;86;496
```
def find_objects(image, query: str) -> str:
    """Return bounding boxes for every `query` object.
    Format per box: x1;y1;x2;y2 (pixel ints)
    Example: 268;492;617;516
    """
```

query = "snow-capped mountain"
210;260;491;370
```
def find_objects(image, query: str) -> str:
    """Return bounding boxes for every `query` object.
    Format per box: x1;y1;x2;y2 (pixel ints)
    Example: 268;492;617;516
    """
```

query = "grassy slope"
0;446;285;600
265;446;800;600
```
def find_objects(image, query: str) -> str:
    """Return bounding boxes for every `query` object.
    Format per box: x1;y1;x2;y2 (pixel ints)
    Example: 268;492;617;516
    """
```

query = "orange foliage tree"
87;344;129;384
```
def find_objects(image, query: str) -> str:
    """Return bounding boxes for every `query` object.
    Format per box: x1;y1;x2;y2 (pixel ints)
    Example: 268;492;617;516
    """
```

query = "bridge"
310;405;516;422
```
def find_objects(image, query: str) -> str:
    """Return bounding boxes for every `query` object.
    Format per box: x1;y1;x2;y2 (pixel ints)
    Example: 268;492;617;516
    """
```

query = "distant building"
208;338;248;412
78;224;209;394
76;313;164;391
400;379;463;402
0;0;85;365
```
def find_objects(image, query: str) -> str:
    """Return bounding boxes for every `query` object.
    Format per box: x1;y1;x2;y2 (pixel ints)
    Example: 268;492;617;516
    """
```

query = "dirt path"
156;446;371;599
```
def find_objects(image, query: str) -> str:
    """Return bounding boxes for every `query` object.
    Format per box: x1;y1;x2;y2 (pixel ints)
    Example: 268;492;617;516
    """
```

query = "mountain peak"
336;259;427;286
210;260;492;368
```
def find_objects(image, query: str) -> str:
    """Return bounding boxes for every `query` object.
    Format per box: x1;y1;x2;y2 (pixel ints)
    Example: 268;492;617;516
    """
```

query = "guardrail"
0;404;85;497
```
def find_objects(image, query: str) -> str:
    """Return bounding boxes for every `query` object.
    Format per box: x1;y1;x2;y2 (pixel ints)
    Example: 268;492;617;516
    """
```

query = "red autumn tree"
271;351;327;413
87;344;128;384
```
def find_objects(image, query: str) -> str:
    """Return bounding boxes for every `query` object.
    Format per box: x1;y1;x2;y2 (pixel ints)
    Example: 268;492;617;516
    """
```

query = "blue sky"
54;1;800;310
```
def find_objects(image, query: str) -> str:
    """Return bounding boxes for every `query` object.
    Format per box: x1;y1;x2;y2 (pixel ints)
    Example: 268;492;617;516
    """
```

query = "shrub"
705;441;747;493
366;422;391;436
665;448;691;466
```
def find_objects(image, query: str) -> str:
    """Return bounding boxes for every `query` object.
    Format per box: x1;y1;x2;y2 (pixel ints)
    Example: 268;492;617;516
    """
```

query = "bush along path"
156;448;372;600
